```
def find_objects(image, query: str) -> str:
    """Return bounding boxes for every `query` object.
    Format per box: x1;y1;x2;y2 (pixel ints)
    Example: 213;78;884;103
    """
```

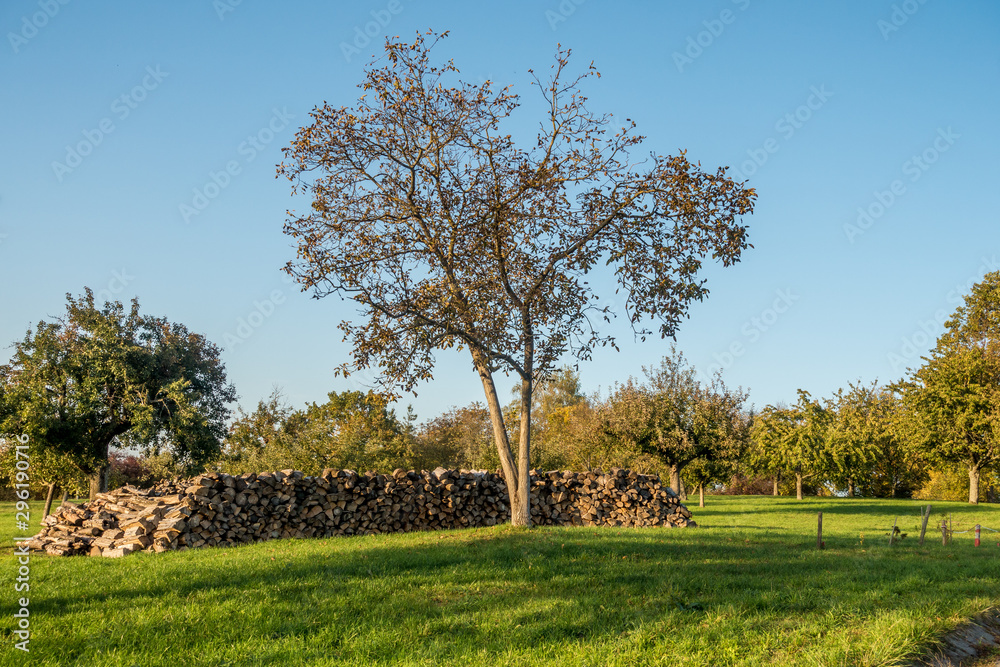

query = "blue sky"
1;0;998;422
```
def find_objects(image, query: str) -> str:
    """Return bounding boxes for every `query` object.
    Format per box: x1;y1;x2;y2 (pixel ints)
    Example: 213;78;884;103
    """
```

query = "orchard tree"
826;382;926;498
222;390;415;476
506;365;590;471
683;407;751;507
417;403;497;471
287;390;415;474
751;390;830;500
278;32;756;526
601;349;749;498
0;289;236;500
220;388;298;468
899;272;1000;504
0;438;87;518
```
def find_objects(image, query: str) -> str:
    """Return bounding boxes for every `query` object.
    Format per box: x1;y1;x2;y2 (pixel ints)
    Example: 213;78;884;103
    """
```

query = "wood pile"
26;467;694;558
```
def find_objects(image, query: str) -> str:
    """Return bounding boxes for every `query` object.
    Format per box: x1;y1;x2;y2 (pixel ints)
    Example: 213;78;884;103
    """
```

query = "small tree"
278;32;755;525
751;390;830;500
0;289;236;500
683;407;751;507
416;403;498;471
0;439;87;517
826;382;926;498
601;349;748;498
899;272;1000;504
220;388;297;469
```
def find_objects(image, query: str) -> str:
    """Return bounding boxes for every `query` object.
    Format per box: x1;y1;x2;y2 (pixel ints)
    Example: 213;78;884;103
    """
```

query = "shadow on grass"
6;522;998;665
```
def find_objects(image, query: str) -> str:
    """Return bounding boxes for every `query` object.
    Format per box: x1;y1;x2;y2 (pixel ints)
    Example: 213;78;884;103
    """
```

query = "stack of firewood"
26;467;694;558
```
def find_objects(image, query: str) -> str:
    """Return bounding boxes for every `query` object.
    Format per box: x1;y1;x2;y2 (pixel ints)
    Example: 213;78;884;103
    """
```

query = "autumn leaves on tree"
277;31;755;525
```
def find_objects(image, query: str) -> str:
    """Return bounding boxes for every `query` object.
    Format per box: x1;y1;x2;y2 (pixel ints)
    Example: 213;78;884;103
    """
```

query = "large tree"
899;271;1000;503
0;289;236;500
278;32;755;525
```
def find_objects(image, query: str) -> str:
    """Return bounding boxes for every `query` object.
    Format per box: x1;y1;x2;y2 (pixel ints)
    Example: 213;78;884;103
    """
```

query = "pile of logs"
26;467;695;558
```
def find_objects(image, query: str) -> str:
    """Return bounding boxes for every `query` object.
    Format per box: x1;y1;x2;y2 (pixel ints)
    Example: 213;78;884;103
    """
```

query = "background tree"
220;388;297;469
0;439;86;517
278;32;755;526
683;407;752;507
899;271;1000;503
864;387;928;498
600;349;749;498
502;365;589;472
0;289;236;500
750;390;830;500
823;381;926;498
219;390;415;476
416;403;498;471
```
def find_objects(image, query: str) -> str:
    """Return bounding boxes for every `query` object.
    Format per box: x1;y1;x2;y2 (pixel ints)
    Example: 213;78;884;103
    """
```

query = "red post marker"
974;524;980;547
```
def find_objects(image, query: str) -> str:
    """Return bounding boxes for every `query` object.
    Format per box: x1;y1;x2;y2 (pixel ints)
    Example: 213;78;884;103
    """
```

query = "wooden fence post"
919;505;931;546
889;517;898;546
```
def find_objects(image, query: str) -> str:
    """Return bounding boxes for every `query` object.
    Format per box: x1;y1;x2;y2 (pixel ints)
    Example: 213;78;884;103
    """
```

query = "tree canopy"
899;271;1000;503
278;31;756;525
218;389;416;477
600;348;749;499
750;390;830;500
0;289;236;499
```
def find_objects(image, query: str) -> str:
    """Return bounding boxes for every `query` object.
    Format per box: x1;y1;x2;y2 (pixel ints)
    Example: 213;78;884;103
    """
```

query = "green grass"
1;496;998;666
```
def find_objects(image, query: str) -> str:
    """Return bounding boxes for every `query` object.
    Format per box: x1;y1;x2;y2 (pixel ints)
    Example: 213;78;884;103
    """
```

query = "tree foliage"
278;31;755;525
600;348;749;498
750;391;830;500
825;382;926;498
0;289;236;499
218;390;416;477
898;271;1000;503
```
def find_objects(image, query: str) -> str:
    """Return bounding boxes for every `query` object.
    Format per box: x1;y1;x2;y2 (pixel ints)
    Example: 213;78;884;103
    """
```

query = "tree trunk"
61;488;69;503
968;465;980;505
796;472;803;501
514;339;534;528
679;477;688;501
472;350;528;527
847;479;855;498
773;476;779;496
669;464;681;496
88;461;111;502
43;483;57;518
698;483;705;508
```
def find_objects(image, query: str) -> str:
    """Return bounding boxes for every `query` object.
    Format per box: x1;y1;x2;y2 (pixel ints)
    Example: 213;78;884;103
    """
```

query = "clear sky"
2;0;998;423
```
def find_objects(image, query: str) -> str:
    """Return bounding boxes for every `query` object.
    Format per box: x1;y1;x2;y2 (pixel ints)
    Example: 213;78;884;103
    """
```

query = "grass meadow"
0;495;997;666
